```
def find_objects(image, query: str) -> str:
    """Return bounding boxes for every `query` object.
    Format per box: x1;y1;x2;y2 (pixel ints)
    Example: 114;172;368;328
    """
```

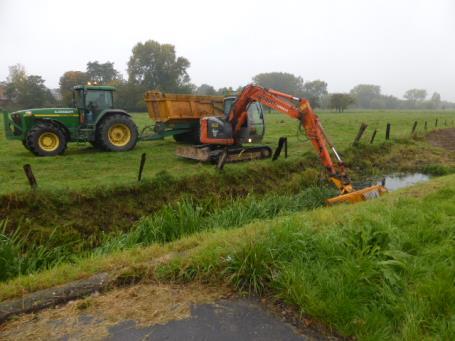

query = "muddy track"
427;128;455;151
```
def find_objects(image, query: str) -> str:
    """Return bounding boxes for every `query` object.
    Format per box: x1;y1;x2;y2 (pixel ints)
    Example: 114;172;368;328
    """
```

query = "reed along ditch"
0;141;454;282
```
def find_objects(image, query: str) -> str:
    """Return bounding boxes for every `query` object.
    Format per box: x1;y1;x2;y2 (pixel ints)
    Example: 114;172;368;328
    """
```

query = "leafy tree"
86;61;120;84
403;89;427;109
350;84;381;109
430;92;441;109
380;95;401;109
252;72;304;97
330;93;354;112
59;71;89;106
127;40;191;93
196;84;217;96
5;64;54;109
110;79;146;112
216;86;235;96
302;80;328;108
404;89;427;102
404;89;427;103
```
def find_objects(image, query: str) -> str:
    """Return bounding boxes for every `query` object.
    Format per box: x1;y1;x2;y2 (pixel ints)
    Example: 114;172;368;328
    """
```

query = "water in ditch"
356;173;431;192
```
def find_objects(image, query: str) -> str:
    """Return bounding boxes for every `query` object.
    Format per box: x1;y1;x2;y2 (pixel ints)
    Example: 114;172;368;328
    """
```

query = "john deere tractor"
3;85;138;156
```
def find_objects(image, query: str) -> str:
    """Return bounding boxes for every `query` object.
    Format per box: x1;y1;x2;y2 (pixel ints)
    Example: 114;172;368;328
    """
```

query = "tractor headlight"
24;111;33;117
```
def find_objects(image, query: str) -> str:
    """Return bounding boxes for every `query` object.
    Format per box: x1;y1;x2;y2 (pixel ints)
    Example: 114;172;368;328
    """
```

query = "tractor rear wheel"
96;114;138;152
89;140;100;149
26;124;67;156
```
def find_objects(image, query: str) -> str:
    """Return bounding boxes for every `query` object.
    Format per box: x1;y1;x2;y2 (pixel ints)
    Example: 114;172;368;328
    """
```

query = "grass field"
1;110;454;194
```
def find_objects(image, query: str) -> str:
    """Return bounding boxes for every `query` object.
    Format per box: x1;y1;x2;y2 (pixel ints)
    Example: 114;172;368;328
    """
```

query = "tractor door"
84;90;113;124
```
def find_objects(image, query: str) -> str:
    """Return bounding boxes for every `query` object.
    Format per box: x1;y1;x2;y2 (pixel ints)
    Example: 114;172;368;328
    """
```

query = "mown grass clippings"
0;282;231;341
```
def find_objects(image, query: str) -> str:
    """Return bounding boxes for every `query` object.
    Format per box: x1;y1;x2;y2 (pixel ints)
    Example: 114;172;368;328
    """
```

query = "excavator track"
176;145;272;163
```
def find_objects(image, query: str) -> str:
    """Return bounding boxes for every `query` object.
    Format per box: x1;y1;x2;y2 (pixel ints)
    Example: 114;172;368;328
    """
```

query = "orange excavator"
178;84;387;204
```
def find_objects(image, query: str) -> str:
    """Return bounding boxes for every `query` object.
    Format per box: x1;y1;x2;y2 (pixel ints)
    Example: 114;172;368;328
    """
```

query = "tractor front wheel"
26;124;67;156
96;114;138;152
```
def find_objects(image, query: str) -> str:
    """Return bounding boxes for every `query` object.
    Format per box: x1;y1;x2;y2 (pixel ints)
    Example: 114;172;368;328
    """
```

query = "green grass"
0;186;333;281
1;110;454;194
1;174;453;340
157;174;455;340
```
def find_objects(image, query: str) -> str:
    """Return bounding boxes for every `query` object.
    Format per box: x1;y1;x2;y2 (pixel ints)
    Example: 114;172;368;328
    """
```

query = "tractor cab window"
85;90;113;115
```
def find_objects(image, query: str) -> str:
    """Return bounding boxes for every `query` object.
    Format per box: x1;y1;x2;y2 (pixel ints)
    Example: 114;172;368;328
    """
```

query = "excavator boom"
200;84;387;204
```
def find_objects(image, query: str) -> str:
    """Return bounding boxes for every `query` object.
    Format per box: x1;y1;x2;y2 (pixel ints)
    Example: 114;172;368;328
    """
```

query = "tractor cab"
73;85;115;125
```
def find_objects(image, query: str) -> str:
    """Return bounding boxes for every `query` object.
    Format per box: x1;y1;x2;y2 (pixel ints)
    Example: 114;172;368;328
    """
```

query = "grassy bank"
1;110;454;194
1;174;453;339
1;139;454;278
0;186;333;281
157;174;455;339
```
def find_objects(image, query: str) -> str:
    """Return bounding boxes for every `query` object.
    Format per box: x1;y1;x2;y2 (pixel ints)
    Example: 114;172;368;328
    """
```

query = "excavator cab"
222;97;265;144
201;98;266;145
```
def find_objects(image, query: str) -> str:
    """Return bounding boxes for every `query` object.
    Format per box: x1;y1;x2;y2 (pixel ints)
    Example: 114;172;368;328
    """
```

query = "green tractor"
3;85;138;156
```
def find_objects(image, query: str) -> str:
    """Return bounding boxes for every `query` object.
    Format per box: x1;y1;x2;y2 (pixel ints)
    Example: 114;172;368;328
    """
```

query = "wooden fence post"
216;148;228;170
370;129;377;144
23;164;37;189
435;119;438;127
353;123;368;146
137;153;146;181
385;123;391;140
411;121;418;135
272;137;288;161
424;121;427;131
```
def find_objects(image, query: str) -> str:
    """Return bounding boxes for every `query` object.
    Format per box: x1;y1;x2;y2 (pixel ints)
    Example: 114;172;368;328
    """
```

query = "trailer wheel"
96;114;138;152
26;124;67;156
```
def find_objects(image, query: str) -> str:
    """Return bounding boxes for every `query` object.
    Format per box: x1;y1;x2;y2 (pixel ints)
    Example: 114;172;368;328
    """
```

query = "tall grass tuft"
97;186;333;254
0;220;75;281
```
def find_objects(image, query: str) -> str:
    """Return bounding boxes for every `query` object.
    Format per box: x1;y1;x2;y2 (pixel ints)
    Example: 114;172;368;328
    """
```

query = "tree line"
1;40;454;112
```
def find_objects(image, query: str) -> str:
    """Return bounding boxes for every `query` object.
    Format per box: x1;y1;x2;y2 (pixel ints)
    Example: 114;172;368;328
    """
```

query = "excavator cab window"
246;102;265;142
223;97;236;118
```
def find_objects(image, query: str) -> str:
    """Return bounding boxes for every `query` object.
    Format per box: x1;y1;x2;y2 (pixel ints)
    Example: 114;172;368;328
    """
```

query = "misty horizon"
1;0;454;101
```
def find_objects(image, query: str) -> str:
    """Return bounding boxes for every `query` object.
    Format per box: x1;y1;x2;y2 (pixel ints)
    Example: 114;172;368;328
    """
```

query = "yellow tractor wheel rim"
108;124;131;147
38;132;60;152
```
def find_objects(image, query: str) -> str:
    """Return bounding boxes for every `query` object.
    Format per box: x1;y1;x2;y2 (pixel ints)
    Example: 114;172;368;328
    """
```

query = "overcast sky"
1;0;454;100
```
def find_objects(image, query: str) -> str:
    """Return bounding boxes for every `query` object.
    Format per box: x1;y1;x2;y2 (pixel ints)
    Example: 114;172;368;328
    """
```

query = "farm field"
1;110;454;195
1;109;455;340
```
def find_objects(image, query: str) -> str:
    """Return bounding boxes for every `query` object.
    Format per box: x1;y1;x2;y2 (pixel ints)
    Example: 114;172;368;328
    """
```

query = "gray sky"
1;0;454;100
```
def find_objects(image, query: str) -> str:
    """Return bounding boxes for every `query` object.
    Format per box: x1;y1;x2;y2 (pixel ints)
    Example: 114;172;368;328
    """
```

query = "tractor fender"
34;118;71;140
95;110;131;126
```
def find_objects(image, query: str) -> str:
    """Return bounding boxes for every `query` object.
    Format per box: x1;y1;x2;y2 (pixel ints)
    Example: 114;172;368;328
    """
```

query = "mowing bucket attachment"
326;184;388;205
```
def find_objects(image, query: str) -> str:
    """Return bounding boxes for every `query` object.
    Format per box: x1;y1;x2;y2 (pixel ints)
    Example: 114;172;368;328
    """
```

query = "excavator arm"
224;84;387;203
